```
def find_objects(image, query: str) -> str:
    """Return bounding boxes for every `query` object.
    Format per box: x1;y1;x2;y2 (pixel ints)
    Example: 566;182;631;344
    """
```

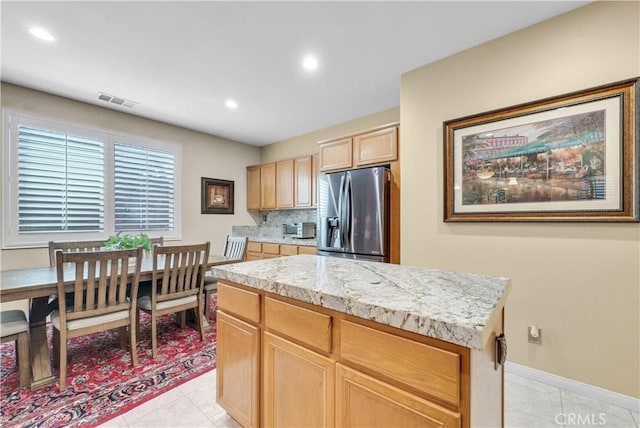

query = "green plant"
104;232;153;251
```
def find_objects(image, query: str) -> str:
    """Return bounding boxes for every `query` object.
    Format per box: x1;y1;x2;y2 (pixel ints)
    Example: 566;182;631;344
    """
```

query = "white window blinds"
114;143;175;232
17;125;105;233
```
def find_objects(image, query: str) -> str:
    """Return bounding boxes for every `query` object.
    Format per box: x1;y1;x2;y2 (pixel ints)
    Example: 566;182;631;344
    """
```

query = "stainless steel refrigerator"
317;165;390;262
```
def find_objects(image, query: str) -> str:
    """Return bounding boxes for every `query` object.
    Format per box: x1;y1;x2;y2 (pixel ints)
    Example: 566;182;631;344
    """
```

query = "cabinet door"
319;138;352;172
336;364;460;428
294;155;312;207
246;165;261;210
260;162;277;209
276;159;294;208
353;126;398;167
217;311;260;428
263;332;335;427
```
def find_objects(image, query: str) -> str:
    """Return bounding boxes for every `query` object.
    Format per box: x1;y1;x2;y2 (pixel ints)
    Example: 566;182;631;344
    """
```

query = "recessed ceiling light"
225;99;238;110
302;55;319;72
29;27;55;42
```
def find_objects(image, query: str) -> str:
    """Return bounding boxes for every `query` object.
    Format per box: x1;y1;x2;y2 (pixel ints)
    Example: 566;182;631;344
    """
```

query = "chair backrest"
55;248;142;325
150;237;164;246
48;240;106;267
152;242;210;303
223;236;248;261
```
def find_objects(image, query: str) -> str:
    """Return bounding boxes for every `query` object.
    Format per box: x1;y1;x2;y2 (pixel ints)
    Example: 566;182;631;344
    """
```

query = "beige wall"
401;1;639;397
260;107;399;162
0;83;260;271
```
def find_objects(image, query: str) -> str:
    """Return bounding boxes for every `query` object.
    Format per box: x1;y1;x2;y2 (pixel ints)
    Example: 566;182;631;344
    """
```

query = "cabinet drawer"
336;364;460;428
265;297;332;353
279;244;298;256
217;282;261;324
247;241;262;253
297;246;317;255
262;243;280;255
340;320;460;406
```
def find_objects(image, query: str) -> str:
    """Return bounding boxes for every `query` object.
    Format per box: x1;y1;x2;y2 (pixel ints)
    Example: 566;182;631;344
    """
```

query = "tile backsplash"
233;209;317;240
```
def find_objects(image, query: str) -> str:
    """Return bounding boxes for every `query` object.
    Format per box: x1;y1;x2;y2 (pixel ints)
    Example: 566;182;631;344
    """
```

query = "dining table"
0;253;242;390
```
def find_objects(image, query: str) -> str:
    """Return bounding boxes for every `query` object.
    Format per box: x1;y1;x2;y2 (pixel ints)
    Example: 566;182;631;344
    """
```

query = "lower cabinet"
217;281;500;428
336;364;460;428
263;332;335;427
246;241;317;260
216;311;260;428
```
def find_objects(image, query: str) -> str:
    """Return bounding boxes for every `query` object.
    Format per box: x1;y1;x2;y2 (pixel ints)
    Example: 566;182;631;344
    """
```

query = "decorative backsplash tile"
233;209;317;242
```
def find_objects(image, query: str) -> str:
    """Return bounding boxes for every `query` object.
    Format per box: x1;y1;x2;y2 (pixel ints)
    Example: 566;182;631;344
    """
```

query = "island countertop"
212;255;511;350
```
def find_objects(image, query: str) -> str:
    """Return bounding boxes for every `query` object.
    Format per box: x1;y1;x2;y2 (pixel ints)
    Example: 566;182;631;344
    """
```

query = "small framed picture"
201;177;234;214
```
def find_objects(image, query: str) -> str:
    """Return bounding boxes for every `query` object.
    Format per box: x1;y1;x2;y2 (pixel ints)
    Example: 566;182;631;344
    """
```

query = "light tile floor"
97;370;640;428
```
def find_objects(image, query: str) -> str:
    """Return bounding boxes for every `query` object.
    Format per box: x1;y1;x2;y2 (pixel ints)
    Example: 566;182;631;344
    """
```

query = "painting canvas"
444;78;638;222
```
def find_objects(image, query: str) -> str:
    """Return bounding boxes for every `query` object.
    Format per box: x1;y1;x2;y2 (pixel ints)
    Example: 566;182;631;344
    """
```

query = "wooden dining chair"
203;236;248;320
48;240;106;267
137;242;210;359
0;310;31;387
52;247;143;392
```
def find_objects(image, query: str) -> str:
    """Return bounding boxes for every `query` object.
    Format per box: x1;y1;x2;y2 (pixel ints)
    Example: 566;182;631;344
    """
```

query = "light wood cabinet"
247;241;316;258
319;124;398;172
260;163;276;210
216;311;260;428
276;159;294;209
336;364;461;428
263;332;335;427
353;126;398;167
294;155;312;207
319;138;353;172
217;280;504;428
246;165;261;210
246;153;318;210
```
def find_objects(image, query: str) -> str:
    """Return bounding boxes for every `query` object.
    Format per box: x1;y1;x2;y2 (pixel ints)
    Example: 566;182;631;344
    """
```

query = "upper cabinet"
246;154;319;211
319;125;398;172
276;159;294;209
260;162;277;210
294;155;312;208
246;165;261;210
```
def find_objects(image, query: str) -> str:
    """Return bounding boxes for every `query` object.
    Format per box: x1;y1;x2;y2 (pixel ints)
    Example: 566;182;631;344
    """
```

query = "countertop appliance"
282;222;316;239
317;165;390;262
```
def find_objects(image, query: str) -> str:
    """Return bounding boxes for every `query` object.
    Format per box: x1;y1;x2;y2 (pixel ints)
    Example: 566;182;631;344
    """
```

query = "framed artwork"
201;177;234;214
443;78;638;222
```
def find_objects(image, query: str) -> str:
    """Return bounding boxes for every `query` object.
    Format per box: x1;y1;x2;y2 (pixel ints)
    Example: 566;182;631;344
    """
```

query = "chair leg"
129;322;138;367
196;300;205;342
119;326;128;348
204;289;211;320
52;328;60;369
58;329;67;392
16;332;31;387
177;311;186;328
151;313;158;359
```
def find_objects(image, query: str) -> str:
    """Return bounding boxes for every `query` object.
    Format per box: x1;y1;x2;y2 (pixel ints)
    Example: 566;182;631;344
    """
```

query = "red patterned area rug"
0;298;218;427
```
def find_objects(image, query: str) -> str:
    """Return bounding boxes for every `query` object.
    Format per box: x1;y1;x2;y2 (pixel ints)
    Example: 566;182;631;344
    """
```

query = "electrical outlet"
528;325;542;344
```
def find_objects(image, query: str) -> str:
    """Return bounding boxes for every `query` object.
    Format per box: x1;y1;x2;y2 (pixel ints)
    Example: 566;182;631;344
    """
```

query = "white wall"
0;83;260;271
400;1;639;397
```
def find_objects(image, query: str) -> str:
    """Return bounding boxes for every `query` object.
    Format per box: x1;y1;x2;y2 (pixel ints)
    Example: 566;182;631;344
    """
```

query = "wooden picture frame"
443;78;639;222
201;177;234;214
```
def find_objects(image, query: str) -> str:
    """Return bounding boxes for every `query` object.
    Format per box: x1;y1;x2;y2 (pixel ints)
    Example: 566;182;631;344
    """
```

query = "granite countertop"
212;255;511;350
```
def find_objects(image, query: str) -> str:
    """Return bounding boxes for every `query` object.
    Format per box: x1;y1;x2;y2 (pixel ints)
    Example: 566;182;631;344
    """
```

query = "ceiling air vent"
97;92;138;108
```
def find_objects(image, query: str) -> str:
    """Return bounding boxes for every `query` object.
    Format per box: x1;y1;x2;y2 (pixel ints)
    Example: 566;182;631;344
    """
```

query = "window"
3;111;182;248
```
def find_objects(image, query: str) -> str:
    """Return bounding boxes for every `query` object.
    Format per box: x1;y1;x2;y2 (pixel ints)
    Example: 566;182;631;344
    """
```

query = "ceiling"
1;1;590;146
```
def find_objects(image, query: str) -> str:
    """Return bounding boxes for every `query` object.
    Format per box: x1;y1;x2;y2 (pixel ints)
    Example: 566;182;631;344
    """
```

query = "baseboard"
505;362;640;412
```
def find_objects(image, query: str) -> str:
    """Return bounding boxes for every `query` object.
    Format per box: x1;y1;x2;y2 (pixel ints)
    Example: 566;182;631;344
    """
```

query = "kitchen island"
212;255;511;428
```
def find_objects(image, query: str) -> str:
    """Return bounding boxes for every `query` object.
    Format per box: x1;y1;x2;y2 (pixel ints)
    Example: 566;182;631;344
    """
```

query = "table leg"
29;297;56;390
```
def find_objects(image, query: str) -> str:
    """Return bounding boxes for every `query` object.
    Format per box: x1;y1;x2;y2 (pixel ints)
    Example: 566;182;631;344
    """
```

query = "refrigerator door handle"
337;174;346;248
343;173;352;249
